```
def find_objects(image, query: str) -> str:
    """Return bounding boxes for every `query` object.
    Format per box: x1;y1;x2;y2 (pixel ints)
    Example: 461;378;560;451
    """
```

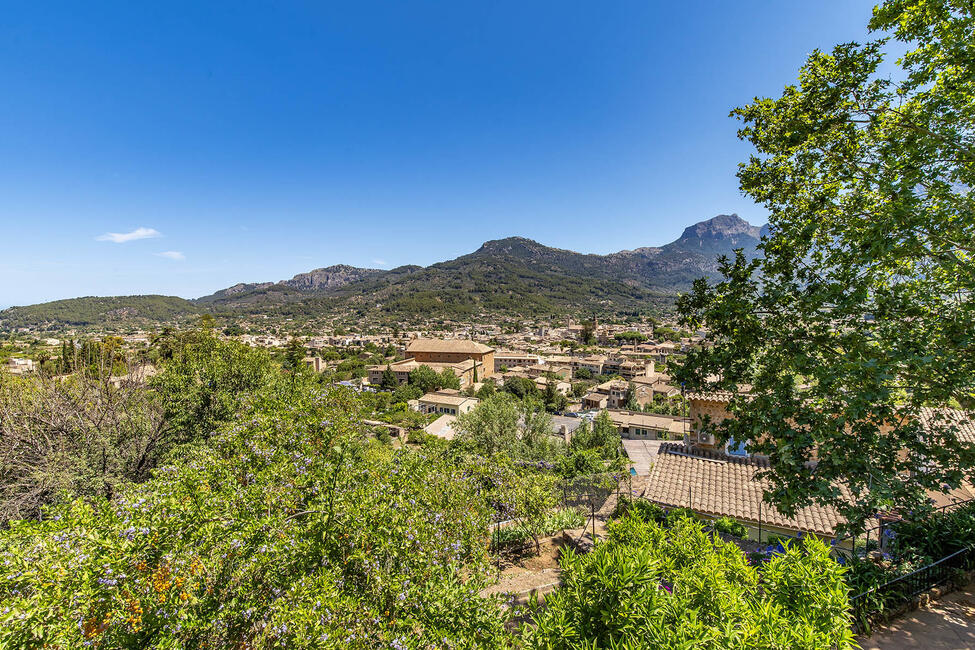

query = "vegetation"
525;513;856;649
0;385;509;648
0;373;168;521
676;0;975;531
0;295;198;329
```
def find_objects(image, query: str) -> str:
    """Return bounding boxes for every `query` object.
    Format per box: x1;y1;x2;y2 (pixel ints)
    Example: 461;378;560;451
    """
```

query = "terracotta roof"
919;407;975;445
644;443;848;537
684;390;738;402
609;411;688;435
406;338;494;354
419;392;477;407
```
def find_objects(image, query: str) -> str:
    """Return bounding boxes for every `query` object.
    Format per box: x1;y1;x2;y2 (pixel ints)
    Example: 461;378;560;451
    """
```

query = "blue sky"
1;0;885;307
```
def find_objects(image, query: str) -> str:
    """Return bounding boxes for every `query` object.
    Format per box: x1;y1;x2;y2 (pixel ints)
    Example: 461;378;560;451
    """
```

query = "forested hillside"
1;215;763;330
0;295;199;329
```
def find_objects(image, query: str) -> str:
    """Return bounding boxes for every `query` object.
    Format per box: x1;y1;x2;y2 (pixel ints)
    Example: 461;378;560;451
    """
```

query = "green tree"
526;515;855;648
455;394;521;455
676;0;975;531
623;382;639;411
503;376;539;400
284;338;306;372
614;331;647;345
570;411;622;461
580;322;596;345
379;364;399;390
542;379;568;413
408;364;441;394
475;379;497;400
391;382;422;404
150;329;275;444
654;326;679;342
438;368;461;391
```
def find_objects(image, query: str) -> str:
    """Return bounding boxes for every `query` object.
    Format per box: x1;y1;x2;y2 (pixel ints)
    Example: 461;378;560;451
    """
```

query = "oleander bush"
524;514;856;649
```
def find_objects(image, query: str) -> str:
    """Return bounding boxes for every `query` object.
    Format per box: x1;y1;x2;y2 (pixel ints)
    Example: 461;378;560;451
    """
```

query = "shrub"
524;514;856;649
713;516;748;539
0;386;511;648
494;509;587;547
611;498;666;525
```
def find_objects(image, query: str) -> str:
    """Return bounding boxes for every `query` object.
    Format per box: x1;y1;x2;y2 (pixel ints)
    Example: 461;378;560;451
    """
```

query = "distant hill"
0;295;198;329
1;214;764;329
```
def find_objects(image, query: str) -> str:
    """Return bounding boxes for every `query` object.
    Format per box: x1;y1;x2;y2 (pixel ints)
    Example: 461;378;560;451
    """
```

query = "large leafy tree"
676;0;975;531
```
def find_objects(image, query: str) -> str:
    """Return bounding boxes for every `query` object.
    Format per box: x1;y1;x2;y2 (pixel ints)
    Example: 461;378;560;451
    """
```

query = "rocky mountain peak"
678;214;761;241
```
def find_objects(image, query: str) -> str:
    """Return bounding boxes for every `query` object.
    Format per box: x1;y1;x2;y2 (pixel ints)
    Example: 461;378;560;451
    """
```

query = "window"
727;438;749;457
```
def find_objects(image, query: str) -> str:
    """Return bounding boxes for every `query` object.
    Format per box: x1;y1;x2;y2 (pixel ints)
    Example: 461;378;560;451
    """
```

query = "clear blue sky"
1;0;885;307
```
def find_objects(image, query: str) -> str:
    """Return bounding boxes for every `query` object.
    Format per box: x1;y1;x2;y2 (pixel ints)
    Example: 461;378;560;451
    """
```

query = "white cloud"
96;227;162;243
372;259;388;267
155;251;185;261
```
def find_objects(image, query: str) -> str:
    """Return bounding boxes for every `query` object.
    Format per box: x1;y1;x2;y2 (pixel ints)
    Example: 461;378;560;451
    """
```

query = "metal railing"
849;545;975;632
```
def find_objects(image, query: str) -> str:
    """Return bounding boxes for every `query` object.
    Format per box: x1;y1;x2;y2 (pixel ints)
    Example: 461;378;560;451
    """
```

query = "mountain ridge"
1;214;765;329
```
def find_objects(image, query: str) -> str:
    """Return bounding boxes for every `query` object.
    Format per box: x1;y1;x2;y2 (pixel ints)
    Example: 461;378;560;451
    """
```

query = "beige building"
406;339;495;378
414;390;479;416
582;380;654;410
494;351;543;372
526;364;572;380
302;356;325;373
367;358;484;388
607;410;687;440
5;358;34;375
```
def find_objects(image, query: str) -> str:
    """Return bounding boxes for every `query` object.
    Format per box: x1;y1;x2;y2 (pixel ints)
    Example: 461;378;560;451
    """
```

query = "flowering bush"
0;383;511;649
524;514;856;649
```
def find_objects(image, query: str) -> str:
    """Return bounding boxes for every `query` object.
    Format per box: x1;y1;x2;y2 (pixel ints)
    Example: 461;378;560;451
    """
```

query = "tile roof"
608;410;688;434
919;407;975;445
406;338;494;354
644;443;848;537
418;392;478;407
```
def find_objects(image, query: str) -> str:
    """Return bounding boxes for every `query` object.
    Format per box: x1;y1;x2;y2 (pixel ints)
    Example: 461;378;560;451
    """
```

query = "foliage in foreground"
676;0;975;531
0;385;509;649
525;514;856;649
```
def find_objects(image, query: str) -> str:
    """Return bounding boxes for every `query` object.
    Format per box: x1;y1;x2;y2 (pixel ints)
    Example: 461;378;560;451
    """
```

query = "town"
2;0;973;647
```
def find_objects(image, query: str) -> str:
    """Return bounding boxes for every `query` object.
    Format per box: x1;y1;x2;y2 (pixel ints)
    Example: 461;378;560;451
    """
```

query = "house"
494;351;543;372
5;358;34;375
406;338;496;378
684;389;757;455
607;410;687;440
571;355;608;376
366;358;485;388
643;442;860;544
602;358;655;379
525;363;572;380
302;356;325;373
414;390;479;416
632;375;681;399
581;380;653;410
533;376;571;396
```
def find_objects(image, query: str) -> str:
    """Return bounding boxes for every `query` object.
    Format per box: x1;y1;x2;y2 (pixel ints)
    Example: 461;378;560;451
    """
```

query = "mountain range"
0;214;765;329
